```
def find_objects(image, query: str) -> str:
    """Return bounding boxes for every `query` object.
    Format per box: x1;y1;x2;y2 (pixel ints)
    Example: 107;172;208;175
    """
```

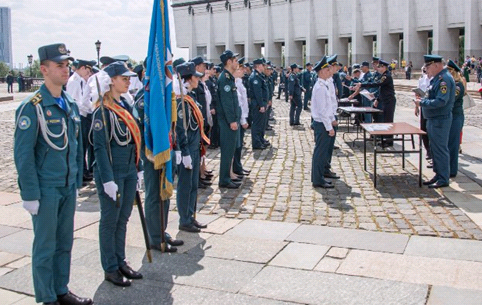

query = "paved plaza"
0;82;482;304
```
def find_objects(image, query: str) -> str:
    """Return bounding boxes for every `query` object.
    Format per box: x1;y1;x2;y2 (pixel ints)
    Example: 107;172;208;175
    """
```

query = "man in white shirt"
324;55;341;180
66;59;96;182
311;56;336;189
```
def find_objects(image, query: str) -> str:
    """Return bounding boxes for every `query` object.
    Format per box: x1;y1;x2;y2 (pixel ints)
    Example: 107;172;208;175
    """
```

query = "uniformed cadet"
66;59;96;184
206;63;220;149
249;58;269;149
446;59;465;178
233;63;251;177
288;63;303;126
216;50;242;188
415;55;455;188
175;62;209;231
324;55;341;179
133;67;183;253
14;43;92;305
357;59;397;147
370;57;383;122
264;64;274;132
360;61;374;122
302;63;313;110
311;56;335;189
91;62;143;287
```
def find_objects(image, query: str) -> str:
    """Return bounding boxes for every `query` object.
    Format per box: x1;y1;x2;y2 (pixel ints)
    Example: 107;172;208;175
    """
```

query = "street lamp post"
95;40;102;66
27;54;33;77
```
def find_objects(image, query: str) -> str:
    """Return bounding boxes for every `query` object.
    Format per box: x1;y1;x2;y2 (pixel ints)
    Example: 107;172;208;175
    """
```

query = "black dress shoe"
200;176;212;182
199;180;212;186
57;291;93;305
450;174;457;178
334;145;340;150
313;182;335;189
119;264;143;280
193;219;207;229
151;243;177;253
253;146;266;150
231;178;242;183
202;174;214;179
242;169;251;174
82;175;93;182
233;172;245;177
204;170;213;174
219;182;240;189
428;181;449;188
105;270;131;287
167;238;184;246
324;172;340;179
44;302;60;305
179;224;201;233
266;126;273;131
423;177;438;185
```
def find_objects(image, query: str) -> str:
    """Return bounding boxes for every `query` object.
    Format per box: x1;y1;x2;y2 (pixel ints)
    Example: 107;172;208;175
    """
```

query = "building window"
196;46;207;59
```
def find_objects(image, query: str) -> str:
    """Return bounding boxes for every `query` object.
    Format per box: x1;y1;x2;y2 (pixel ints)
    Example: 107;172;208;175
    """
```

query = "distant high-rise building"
0;7;13;68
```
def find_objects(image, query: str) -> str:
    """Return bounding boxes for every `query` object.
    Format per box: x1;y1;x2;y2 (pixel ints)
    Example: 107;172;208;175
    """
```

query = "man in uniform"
216;50;241;188
311;56;335;189
415;55;455;188
324;55;341;179
302;63;313;110
264;64;274;132
288;63;303;126
249;58;268;149
14;43;92;305
66;59;96;184
360;61;373;122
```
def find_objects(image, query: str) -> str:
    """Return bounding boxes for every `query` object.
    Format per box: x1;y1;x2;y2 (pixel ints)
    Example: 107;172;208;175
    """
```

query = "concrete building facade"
172;0;482;69
0;7;13;68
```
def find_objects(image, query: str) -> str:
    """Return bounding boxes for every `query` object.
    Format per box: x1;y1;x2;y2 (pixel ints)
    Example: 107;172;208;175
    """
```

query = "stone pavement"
1;82;482;303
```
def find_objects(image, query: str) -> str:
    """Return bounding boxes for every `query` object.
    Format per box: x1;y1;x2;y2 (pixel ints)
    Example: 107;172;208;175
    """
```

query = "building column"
376;0;398;63
403;0;426;69
264;4;281;66
305;0;322;65
189;14;196;59
464;0;482;58
225;9;234;52
328;0;348;65
206;13;218;62
351;0;371;64
284;2;302;66
432;0;458;60
245;7;260;62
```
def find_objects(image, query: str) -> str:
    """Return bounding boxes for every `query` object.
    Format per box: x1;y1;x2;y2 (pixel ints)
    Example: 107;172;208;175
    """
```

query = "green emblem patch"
93;119;103;131
440;85;447;94
18;116;31;130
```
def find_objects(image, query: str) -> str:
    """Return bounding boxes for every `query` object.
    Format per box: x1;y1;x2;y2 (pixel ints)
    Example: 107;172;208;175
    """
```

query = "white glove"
137;171;144;191
182;155;193;169
175;151;182;165
103;181;118;201
23;200;39;215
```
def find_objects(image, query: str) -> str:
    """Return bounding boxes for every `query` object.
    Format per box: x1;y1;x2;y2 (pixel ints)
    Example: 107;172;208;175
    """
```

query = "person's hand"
355;83;362;88
103;181;118;201
373;100;379;108
230;122;238;131
259;107;266;113
328;129;335;137
414;105;420;117
332;120;338;127
182;155;193;169
348;94;354;99
175;151;182;165
137;171;144;191
413;99;421;107
242;123;249;129
268;100;272;106
289;96;293;100
210;109;216;115
23;200;39;215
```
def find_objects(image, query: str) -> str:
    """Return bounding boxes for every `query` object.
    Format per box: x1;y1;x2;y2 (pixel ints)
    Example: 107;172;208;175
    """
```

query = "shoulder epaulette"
30;92;42;106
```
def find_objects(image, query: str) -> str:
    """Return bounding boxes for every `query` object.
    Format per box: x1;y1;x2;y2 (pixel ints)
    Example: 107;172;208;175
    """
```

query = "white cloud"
4;0;188;68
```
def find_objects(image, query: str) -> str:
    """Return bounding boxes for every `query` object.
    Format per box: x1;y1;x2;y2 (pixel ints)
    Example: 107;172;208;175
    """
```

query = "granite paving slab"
338;249;482;290
240;266;428;305
0;225;21;239
0;192;21;206
225;220;299;241
405;235;482;262
286;225;409;253
269;242;329;270
0;288;25;304
0;230;33;256
0;252;23;266
0;206;31;227
202;217;242;234
427;286;482;305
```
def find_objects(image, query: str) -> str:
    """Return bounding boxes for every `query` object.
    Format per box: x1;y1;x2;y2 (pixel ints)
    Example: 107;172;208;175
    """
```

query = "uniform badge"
58;44;67;54
18;116;31;130
93;119;103;131
253;80;259;85
440;82;447;94
178;109;183;119
76;124;79;137
455;87;460;96
224;85;231;92
139;101;144;109
46;110;52;117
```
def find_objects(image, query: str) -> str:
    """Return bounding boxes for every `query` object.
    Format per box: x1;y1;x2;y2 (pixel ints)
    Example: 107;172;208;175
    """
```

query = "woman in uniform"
91;61;143;287
447;60;465;178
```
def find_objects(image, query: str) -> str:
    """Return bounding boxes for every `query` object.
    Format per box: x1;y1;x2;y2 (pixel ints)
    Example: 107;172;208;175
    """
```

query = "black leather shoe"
313;182;335;189
334;145;340;150
324;171;340;179
200;176;212;182
151;243;177;253
105;270;131;287
202;174;214;179
82;174;93;182
179;224;201;233
423;177;438;185
200;180;212;186
264;141;271;146
119;264;143;280
253;146;266;150
219;182;240;189
192;219;207;229
44;302;60;305
266;126;273;131
57;291;92;305
167;238;184;246
242;169;251;175
428;181;449;188
233;172;245;177
231;178;242;183
450;174;457;178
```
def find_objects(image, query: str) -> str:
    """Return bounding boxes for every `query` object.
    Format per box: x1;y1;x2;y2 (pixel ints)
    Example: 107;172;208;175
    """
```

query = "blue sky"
3;0;188;68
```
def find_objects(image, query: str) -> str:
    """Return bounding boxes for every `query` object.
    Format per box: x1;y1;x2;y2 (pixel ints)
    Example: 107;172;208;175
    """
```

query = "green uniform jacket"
420;68;456;119
14;84;83;201
249;71;267;108
216;70;240;125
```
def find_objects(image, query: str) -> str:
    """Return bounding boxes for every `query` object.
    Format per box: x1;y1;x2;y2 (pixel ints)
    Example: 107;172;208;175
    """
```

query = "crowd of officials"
13;40;466;305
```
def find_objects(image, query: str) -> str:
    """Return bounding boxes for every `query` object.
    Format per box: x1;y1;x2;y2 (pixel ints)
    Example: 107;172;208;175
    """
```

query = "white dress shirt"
327;77;338;116
235;78;249;125
66;72;86;115
311;78;335;131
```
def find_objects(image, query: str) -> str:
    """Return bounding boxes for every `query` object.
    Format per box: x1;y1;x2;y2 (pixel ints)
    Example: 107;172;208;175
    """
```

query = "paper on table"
359;90;376;101
364;124;393;131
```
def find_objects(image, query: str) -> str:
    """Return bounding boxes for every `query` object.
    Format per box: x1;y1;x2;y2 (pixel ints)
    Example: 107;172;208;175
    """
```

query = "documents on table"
364;124;393;132
359;90;376;101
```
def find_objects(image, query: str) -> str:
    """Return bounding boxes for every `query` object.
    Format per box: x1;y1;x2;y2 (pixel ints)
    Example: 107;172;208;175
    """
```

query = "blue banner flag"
144;0;176;200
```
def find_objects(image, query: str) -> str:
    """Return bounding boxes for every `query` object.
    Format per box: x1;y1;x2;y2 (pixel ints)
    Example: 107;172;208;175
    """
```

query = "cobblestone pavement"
1;83;482;240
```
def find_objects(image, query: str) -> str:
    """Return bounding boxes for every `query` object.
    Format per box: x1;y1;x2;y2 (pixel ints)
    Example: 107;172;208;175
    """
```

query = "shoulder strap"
30;92;42;106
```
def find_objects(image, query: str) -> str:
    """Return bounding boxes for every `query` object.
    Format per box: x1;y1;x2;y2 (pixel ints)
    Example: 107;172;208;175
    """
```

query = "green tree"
26;59;41;78
0;61;10;78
